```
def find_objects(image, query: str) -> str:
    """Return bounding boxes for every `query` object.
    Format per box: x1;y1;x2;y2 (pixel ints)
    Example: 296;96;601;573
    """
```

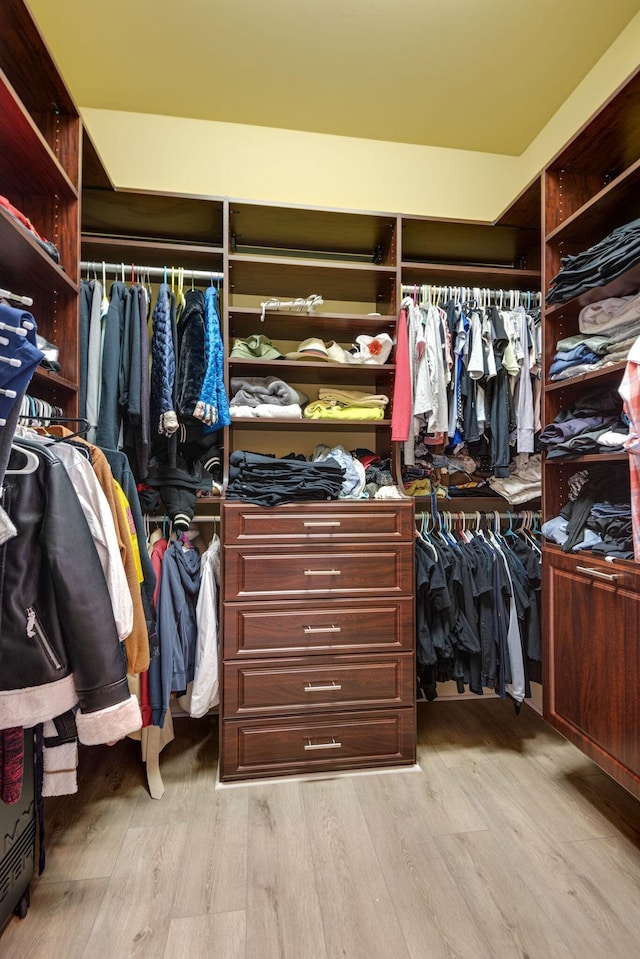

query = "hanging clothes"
415;514;541;709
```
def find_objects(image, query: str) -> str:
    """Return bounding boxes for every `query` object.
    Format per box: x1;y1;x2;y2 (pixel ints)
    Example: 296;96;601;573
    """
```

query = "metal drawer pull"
304;682;343;692
576;566;619;582
303;521;341;527
303;625;341;634
304;737;342;750
304;569;341;576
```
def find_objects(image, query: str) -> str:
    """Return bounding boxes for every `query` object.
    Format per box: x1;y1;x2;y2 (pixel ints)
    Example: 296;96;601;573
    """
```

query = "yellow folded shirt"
304;402;384;420
318;388;389;408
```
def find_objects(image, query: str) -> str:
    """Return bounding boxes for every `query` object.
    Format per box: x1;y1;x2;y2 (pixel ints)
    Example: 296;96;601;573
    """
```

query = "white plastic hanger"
6;444;40;474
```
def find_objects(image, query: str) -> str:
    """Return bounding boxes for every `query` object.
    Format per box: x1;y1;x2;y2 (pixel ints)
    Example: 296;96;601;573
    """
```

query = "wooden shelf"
545;261;640;318
401;261;540;290
0;69;77;198
0;205;78;298
229;202;396;265
544;360;628;391
230;417;391;429
81;235;223;273
83;188;224;247
546;157;640;248
544;451;628;464
228;357;394;387
31;368;78;392
228;308;396;340
228;254;397;306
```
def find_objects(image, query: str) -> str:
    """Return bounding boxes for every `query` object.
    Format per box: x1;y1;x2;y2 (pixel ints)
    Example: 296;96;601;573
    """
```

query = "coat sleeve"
43;459;141;745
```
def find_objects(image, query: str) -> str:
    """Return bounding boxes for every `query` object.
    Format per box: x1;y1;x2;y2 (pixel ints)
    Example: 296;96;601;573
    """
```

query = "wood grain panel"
223;544;413;599
223;596;414;658
221;708;415;780
223;499;414;543
223;652;415;715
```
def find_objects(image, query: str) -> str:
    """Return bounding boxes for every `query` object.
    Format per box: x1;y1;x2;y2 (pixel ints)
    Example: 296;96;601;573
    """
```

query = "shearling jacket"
0;440;141;745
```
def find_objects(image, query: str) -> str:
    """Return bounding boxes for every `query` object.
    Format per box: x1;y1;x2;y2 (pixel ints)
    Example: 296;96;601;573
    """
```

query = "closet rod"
146;514;220;522
80;261;223;281
415;510;541;521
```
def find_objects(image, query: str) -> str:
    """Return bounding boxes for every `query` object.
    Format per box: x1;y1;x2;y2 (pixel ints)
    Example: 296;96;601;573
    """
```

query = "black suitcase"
0;729;35;929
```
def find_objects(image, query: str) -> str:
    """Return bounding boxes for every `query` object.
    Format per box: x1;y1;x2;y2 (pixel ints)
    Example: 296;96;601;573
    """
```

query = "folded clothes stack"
538;385;627;459
226;450;345;506
542;467;633;559
548;291;640;381
229;375;309;419
546;216;640;304
304;388;389;420
488;453;541;505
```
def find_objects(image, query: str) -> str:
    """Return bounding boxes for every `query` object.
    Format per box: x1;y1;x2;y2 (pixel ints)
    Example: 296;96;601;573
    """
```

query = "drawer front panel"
223;501;414;543
221;709;416;780
224;545;413;599
224;653;415;715
223;597;414;658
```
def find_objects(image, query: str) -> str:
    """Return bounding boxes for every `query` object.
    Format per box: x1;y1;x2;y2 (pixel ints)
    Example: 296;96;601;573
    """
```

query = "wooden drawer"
223;500;414;544
223;597;414;658
221;708;416;781
223;653;415;716
224;544;413;599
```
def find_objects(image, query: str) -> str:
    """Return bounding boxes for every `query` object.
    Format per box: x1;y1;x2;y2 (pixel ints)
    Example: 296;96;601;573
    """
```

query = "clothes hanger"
6;443;40;475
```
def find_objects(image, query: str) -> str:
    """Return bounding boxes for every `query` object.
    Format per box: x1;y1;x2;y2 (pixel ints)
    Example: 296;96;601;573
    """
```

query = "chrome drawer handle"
303;521;341;527
304;682;343;692
304;569;341;576
576;566;619;582
303;625;341;634
304;737;342;750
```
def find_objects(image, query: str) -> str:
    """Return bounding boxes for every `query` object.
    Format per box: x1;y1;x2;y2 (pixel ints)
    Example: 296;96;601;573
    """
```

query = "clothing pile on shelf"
538;385;627;459
229;375;309;419
548;290;640;381
80;278;229;531
149;527;220;727
0;195;60;264
542;465;633;559
415;517;542;707
303;388;389;421
226;446;399;506
617;332;640;562
226;450;346;506
546;216;640;304
393;294;542;492
230;332;393;365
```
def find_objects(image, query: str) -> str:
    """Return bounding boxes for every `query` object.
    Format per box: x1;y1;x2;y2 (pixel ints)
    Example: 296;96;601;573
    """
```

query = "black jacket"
0;440;141;745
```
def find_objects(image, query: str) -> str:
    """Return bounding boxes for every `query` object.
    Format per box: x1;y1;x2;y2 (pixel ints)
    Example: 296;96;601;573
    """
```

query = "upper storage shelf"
401;177;542;289
0;0;79;187
229;201;397;266
545;65;640;238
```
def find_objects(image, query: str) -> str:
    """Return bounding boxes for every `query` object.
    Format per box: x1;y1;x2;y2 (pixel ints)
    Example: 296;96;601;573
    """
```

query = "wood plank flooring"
2;698;640;959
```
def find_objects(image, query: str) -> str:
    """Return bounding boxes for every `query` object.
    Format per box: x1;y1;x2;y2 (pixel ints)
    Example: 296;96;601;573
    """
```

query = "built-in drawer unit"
221;708;416;781
223;597;414;658
224;544;413;600
223;501;415;543
220;499;416;782
224;653;415;716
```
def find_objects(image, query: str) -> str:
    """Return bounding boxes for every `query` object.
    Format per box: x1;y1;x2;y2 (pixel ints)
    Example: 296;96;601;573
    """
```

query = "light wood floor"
2;699;640;959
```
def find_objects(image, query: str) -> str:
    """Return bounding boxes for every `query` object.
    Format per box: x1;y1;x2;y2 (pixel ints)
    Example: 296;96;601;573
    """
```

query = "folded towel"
231;403;303;419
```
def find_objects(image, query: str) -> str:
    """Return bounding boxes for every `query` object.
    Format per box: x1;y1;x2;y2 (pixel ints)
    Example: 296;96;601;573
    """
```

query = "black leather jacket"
0;440;140;743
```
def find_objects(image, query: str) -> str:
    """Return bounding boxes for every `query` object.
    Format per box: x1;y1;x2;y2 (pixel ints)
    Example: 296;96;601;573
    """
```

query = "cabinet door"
543;549;640;793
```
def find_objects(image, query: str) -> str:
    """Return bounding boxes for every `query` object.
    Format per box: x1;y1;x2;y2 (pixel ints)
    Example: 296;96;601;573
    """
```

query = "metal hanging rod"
80;261;223;282
401;284;541;310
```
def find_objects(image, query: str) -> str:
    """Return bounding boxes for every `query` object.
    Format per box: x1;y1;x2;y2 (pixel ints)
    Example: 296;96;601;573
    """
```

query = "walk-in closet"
2;1;640;956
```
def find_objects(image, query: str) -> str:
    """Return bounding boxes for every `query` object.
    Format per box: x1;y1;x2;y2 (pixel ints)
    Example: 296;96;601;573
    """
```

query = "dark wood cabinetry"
541;66;640;799
543;548;640;797
220;500;416;781
0;0;81;415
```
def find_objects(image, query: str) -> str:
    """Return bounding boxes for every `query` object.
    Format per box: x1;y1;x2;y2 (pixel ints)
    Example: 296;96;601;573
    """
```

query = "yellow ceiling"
28;0;640;156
